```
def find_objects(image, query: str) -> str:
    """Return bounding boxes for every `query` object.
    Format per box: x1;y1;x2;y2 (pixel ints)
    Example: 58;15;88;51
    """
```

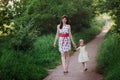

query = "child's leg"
83;62;88;71
84;62;87;69
82;62;87;69
82;62;85;68
82;62;87;68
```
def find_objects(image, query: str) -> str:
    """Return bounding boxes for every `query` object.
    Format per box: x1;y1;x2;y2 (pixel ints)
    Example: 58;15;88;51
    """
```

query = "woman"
53;15;76;73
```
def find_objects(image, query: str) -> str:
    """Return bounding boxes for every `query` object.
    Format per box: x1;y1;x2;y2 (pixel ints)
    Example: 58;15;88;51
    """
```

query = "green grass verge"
97;32;120;80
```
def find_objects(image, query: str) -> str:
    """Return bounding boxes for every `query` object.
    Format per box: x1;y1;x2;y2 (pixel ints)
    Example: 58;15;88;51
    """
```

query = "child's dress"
78;46;89;62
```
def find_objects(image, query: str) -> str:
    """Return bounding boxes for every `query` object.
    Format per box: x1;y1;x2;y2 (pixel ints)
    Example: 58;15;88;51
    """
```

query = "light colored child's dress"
78;46;89;62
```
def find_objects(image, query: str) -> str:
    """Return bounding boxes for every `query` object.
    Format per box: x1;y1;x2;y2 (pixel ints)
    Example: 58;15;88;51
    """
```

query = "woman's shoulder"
57;24;60;28
57;24;60;26
67;24;70;27
66;24;71;29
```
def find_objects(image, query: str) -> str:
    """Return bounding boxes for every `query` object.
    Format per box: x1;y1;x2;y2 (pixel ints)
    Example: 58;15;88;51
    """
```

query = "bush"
74;17;104;45
31;34;60;68
105;65;120;80
11;0;96;51
97;32;120;80
11;22;38;51
0;49;48;80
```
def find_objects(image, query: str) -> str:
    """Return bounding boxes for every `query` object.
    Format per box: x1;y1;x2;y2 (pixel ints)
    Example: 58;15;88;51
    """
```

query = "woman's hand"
53;43;56;48
76;47;80;51
72;43;76;49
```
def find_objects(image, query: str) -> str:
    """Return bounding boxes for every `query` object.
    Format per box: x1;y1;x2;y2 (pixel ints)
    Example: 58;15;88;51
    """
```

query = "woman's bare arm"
68;25;76;48
53;25;59;47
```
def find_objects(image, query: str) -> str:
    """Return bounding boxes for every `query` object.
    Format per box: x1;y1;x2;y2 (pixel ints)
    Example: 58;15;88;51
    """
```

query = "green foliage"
14;0;77;35
96;0;120;33
32;34;60;68
97;32;120;80
0;36;48;80
0;49;48;80
70;0;95;32
0;8;12;34
74;17;104;45
105;65;120;80
11;21;38;51
96;1;120;80
0;19;103;79
0;0;20;35
11;0;97;50
0;0;105;79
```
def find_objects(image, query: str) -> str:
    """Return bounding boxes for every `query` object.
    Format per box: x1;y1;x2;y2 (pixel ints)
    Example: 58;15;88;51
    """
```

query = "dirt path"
43;27;108;80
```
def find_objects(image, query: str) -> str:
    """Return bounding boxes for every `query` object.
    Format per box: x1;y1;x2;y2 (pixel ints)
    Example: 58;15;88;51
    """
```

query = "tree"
95;0;120;33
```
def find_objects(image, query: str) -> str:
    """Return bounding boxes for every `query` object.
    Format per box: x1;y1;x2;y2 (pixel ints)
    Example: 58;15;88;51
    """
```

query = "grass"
31;34;61;69
0;48;48;80
97;32;120;80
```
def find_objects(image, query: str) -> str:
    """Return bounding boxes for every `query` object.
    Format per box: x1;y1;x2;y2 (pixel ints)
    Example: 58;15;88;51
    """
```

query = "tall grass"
97;32;120;80
31;34;60;69
0;48;48;80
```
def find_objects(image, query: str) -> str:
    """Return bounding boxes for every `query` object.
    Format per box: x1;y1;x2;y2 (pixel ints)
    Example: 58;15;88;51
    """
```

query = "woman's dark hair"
59;15;69;29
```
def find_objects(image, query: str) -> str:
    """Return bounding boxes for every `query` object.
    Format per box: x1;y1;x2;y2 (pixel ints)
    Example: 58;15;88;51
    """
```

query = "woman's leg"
65;51;70;72
61;52;66;72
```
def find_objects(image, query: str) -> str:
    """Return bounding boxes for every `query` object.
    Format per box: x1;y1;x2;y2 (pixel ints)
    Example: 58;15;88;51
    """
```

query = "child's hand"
76;47;79;51
74;48;77;51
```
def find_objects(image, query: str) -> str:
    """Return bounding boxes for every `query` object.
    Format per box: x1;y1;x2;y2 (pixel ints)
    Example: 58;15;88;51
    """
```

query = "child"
76;39;89;72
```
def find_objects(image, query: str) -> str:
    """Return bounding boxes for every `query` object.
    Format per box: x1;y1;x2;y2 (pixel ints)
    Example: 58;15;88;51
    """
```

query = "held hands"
72;43;77;49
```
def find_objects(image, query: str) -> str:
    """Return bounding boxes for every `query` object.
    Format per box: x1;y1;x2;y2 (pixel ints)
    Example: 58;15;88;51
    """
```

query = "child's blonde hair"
79;39;84;45
79;39;84;42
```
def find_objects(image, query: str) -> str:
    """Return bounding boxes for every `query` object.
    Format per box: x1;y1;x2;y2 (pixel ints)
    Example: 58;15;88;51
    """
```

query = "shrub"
97;32;120;80
0;49;47;80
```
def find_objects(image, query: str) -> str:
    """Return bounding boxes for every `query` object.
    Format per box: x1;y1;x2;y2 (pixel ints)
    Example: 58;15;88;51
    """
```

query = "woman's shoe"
84;68;88;72
63;71;69;73
66;71;69;73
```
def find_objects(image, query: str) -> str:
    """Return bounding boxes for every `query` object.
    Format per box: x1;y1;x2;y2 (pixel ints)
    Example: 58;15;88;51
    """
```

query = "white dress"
78;46;89;62
58;25;71;53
